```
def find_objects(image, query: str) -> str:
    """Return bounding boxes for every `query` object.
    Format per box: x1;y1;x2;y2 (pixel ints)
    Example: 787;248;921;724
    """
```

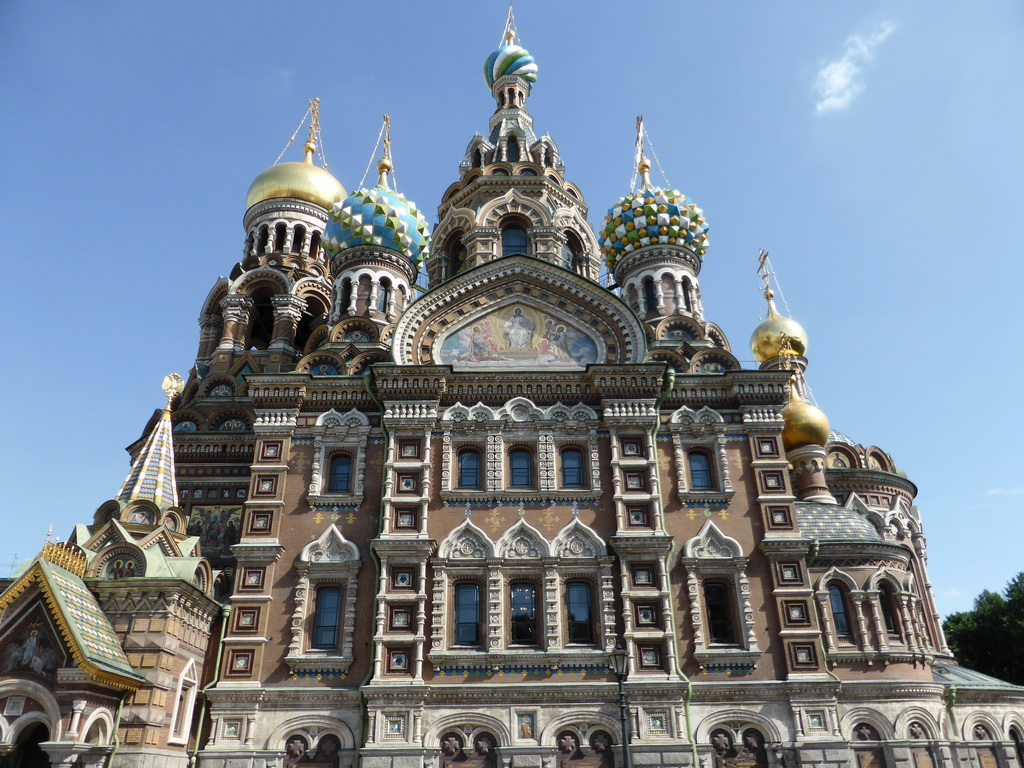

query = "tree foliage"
943;572;1024;685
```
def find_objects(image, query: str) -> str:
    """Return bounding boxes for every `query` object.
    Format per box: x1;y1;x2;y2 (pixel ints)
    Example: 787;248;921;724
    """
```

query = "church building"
2;25;1023;768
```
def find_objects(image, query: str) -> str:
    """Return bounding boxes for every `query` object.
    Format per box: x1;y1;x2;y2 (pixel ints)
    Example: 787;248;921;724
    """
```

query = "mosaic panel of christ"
439;305;599;369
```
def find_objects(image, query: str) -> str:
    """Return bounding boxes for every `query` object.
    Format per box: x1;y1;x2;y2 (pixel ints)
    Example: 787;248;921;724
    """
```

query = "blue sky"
2;1;1022;616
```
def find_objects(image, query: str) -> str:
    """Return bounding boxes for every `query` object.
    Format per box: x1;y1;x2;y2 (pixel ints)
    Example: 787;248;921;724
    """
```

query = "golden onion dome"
244;140;346;211
781;381;830;452
750;289;808;363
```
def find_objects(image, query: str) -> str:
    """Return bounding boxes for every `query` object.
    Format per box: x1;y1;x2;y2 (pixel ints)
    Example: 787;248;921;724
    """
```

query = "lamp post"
609;647;634;768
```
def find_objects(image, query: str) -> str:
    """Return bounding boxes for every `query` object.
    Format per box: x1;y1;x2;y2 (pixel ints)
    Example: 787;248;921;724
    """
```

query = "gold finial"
377;115;393;187
634;116;652;188
40;540;87;578
303;98;321;164
162;373;184;408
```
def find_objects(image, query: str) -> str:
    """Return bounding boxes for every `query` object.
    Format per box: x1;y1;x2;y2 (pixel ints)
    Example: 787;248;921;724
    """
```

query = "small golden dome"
781;382;830;452
750;290;808;363
245;140;346;211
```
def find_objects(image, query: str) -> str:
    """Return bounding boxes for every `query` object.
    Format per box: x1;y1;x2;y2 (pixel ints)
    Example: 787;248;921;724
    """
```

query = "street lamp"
609;647;634;768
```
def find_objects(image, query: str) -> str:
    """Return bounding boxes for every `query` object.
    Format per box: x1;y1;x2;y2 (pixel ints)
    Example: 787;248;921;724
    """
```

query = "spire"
302;97;321;166
377;115;394;188
116;374;183;508
635;116;652;189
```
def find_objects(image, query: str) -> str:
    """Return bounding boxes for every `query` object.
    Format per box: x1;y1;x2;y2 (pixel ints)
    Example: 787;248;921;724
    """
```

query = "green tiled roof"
0;559;143;689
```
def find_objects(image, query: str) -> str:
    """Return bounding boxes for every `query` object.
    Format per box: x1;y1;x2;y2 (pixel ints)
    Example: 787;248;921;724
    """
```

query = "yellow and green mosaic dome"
598;188;709;267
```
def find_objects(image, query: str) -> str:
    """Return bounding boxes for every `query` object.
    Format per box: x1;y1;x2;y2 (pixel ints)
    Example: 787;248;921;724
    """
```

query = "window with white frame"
428;517;614;665
680;521;760;667
285;525;361;677
307;408;371;502
168;659;198;745
668;406;733;496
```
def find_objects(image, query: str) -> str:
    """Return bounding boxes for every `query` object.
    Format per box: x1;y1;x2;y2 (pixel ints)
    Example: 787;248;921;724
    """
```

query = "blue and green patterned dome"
323;182;431;265
598;187;709;267
484;44;537;87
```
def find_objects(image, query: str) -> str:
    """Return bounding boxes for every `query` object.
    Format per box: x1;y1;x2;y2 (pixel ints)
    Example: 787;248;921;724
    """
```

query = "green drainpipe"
357;368;389;768
650;368;699;766
105;689;130;768
188;604;231;768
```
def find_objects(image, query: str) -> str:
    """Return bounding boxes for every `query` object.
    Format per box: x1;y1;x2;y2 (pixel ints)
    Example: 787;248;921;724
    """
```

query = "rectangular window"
565;582;593;643
688;453;712;490
560;449;585;488
328;455;352;493
703;582;736;644
509;450;533;488
311;586;342;649
454;583;481;645
510;582;537;644
458;449;481;489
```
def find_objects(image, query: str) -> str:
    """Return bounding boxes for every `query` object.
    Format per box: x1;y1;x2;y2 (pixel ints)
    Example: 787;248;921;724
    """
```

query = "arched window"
506;138;520;162
1010;728;1024;768
501;226;528;257
565;581;593;643
454;583;481;645
472;149;482;168
878;583;900;636
257;225;269;253
828;584;853;639
458;449;481;489
169;659;198;744
308;231;321;261
292;225;306;254
340;279;352;313
275;223;288;252
644;278;658;313
446;230;468;277
510;582;537;644
703;581;735;644
560;448;584;488
328;454;353;493
509;449;533;488
311;586;342;649
377;280;390;312
688;452;713;490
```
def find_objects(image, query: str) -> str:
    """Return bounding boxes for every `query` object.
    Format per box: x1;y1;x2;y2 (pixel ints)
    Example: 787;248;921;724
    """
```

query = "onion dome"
750;289;808;362
245;139;346;211
484;39;538;87
322;158;431;265
598;170;709;268
781;380;831;452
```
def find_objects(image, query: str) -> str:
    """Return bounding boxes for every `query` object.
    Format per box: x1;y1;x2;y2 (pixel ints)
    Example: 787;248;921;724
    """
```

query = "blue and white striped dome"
484;44;538;87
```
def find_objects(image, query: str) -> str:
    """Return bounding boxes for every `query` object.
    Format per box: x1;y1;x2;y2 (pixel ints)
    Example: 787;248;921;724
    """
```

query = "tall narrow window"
644;278;658;313
292;225;306;253
560;448;584;488
506;138;520;162
328;455;352;493
308;231;321;261
169;659;198;744
565;581;593;643
502;226;528;257
879;583;900;636
688;452;713;490
458;449;481;489
312;586;342;649
258;225;270;253
703;581;735;644
829;584;852;639
275;223;288;252
377;281;390;312
509;449;533;488
454;583;481;645
510;582;537;644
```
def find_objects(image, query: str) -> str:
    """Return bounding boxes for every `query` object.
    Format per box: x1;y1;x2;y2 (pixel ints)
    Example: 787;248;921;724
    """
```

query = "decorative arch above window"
307;408;371;504
285;525;361;678
668;406;733;497
680;521;759;671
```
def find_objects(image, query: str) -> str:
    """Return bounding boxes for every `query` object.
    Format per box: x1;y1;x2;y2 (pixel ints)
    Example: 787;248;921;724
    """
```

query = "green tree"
943;572;1024;685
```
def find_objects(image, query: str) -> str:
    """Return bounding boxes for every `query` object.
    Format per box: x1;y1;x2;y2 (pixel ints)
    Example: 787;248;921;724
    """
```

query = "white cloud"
986;487;1024;497
814;22;897;114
